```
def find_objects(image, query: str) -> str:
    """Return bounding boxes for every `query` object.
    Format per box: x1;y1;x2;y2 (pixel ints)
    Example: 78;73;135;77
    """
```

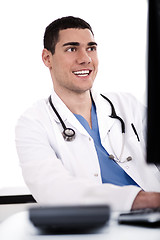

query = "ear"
42;49;52;68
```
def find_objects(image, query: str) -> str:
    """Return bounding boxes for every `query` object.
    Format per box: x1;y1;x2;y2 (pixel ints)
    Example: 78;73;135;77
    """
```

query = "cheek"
52;56;66;72
57;55;73;71
91;53;98;67
52;61;71;81
94;55;99;66
93;59;99;73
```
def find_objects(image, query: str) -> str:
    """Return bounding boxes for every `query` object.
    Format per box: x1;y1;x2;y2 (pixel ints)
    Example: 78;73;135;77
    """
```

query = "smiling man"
42;26;98;127
15;16;160;211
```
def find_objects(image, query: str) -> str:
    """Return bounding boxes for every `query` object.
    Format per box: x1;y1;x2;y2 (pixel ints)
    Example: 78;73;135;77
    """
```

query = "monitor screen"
147;0;160;165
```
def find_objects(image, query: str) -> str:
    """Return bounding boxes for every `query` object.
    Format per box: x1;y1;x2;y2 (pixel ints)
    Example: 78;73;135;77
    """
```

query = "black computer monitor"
147;0;160;165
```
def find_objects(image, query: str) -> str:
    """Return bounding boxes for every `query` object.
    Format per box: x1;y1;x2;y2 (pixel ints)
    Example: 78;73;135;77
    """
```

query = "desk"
0;210;160;240
0;185;36;222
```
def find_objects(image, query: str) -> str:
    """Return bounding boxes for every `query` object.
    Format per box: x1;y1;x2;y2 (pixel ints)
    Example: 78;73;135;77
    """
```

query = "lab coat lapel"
92;90;116;140
92;90;123;158
50;89;123;147
50;91;91;137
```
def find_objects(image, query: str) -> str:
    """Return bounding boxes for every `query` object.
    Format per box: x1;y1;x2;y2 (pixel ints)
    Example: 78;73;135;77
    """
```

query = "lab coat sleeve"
15;104;141;212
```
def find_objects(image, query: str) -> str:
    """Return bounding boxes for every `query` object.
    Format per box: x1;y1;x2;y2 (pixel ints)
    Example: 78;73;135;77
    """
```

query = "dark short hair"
43;16;94;54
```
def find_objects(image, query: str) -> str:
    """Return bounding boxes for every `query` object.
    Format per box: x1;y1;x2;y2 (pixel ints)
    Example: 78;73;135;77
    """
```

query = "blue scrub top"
74;102;139;187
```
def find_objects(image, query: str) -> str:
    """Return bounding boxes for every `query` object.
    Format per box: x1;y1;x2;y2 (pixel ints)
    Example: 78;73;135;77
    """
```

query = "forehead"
57;28;95;46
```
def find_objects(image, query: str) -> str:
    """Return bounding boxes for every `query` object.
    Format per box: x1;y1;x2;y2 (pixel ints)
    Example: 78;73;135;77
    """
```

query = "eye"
66;47;77;52
87;46;97;52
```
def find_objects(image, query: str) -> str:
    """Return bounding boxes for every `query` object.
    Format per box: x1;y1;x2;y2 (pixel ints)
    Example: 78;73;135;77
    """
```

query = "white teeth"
73;70;90;76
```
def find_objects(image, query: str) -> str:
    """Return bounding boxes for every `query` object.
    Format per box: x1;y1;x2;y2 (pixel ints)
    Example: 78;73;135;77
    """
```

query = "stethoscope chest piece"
62;128;76;141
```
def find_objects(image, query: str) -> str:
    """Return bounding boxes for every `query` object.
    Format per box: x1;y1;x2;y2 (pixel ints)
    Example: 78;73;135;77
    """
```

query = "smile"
72;70;91;77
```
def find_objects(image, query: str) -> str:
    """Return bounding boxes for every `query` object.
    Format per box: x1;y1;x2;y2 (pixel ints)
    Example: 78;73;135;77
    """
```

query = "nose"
76;49;91;65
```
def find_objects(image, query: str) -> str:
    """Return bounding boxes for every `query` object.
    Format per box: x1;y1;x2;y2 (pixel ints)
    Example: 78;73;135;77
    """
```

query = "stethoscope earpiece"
126;156;132;161
109;155;115;160
109;154;132;163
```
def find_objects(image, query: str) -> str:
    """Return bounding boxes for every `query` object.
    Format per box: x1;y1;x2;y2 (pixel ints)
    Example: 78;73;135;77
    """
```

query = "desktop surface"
0;210;160;240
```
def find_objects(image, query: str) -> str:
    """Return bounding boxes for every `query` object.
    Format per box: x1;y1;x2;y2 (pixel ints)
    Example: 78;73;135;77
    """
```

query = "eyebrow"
62;41;97;47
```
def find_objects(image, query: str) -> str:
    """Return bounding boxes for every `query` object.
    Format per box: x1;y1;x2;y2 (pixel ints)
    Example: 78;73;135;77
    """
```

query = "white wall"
0;0;148;189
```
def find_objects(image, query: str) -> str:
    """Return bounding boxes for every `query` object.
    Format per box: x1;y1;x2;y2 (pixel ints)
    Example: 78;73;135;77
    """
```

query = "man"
15;16;160;211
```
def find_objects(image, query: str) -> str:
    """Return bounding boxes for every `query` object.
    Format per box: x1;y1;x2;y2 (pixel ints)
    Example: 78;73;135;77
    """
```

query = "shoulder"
18;99;48;120
99;92;146;126
102;92;139;106
15;98;50;133
101;92;145;112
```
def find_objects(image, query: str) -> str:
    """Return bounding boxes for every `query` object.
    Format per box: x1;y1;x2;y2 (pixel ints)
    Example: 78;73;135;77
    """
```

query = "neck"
54;88;93;128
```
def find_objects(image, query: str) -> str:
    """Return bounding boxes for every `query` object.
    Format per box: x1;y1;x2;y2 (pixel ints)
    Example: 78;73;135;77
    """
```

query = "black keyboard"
118;207;160;227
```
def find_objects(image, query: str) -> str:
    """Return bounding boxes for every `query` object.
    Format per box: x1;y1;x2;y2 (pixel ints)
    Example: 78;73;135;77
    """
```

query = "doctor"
15;16;160;211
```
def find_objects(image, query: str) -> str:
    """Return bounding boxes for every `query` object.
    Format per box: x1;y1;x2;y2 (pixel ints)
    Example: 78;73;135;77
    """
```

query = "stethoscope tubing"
48;93;140;162
48;95;66;130
100;94;125;133
48;96;76;141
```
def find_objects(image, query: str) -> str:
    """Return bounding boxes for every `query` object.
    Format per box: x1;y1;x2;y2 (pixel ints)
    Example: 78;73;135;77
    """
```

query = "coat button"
94;173;98;177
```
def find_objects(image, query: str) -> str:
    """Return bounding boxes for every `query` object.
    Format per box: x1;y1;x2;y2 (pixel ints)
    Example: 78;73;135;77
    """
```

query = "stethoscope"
48;94;140;163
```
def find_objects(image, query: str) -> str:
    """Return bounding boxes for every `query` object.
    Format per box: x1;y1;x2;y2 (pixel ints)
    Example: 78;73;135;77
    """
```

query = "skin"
42;28;160;210
132;191;160;210
42;28;98;128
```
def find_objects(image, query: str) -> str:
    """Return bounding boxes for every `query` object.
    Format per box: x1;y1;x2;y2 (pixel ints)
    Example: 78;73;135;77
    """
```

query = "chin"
74;84;93;94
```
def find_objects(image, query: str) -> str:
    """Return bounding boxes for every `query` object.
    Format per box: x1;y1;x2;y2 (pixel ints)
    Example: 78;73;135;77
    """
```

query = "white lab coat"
15;90;160;211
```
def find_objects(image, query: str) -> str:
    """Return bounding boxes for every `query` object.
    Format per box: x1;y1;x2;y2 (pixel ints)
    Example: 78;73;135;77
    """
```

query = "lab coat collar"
50;90;90;137
49;89;116;138
91;89;117;141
